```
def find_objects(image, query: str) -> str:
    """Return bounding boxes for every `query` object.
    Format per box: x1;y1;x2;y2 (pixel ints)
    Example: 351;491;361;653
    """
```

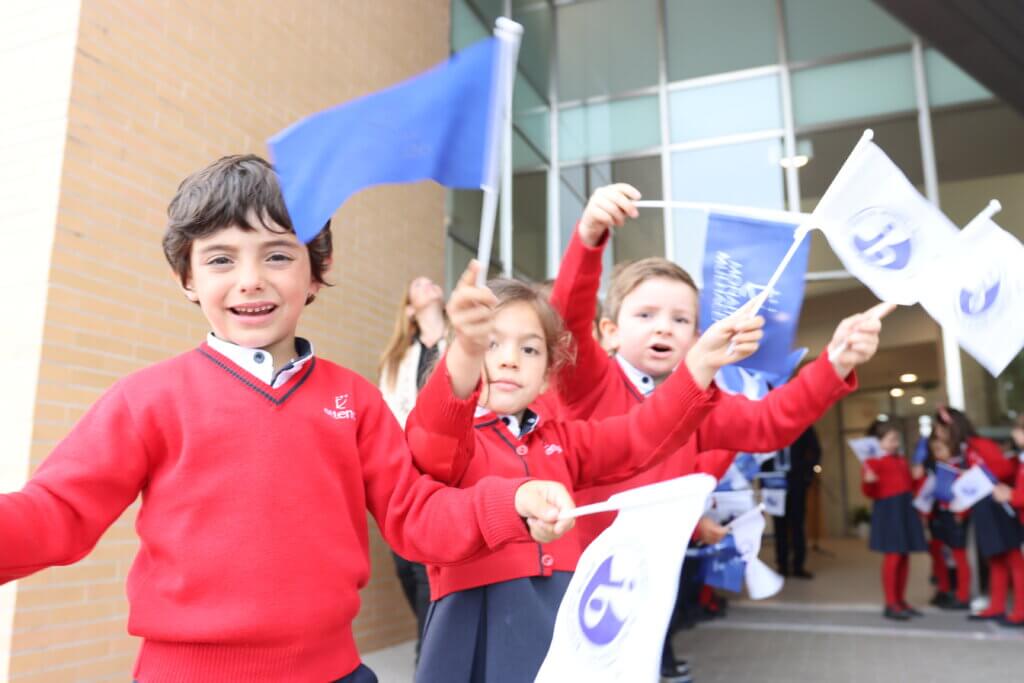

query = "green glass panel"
666;0;778;81
924;49;992;108
558;96;660;163
791;52;915;127
783;0;911;63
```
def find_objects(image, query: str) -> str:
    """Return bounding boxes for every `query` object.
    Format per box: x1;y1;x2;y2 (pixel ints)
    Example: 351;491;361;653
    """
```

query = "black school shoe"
969;611;1005;621
999;615;1024;628
899;604;924;617
929;591;952;607
884;606;911;621
942;598;971;610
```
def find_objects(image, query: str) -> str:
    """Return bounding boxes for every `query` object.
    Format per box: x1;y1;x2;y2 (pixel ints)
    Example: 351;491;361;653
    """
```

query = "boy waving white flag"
918;202;1024;377
536;475;715;683
811;130;959;305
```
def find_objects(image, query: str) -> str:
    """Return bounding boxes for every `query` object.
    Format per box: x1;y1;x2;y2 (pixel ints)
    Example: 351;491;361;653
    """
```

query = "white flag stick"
746;224;812;318
557;474;716;521
557;498;620;521
475;19;522;286
634;199;812;224
827;300;898;363
962;199;1002;236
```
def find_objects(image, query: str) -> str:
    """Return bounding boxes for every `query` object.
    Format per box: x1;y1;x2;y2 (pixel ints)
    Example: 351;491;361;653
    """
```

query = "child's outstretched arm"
0;386;147;583
361;382;575;564
550;184;641;418
861;462;880;499
694;302;892;454
561;307;764;489
405;261;494;485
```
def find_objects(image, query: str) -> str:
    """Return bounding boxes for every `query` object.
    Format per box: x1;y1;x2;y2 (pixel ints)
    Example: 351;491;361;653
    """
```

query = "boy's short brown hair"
603;257;698;323
162;154;332;303
489;278;575;374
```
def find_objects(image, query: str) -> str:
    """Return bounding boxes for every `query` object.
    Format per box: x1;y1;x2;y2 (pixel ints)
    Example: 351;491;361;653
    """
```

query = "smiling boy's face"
183;217;321;362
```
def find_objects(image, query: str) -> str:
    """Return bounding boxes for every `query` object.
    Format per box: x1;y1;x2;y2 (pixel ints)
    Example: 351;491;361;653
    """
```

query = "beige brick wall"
10;1;450;679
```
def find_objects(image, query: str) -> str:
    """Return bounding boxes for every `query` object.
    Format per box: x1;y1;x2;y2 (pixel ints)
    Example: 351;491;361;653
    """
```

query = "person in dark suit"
773;426;822;578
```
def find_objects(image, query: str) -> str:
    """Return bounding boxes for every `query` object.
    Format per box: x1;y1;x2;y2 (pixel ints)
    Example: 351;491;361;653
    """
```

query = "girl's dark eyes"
523;346;540;355
207;256;232;266
267;253;295;263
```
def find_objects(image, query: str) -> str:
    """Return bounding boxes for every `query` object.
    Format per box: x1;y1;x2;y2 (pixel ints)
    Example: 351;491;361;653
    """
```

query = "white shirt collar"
206;333;314;389
473;405;539;438
614;354;656;398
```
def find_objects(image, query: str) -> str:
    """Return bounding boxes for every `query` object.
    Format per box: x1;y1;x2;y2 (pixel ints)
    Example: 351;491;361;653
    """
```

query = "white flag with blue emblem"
847;436;883;464
811;130;959;305
918;207;1024;376
536;475;715;683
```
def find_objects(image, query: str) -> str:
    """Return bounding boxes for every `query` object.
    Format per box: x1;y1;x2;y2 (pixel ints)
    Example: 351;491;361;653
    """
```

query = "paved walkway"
363;538;1024;682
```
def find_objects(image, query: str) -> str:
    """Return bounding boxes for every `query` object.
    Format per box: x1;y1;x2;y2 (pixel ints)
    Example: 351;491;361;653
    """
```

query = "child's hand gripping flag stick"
826;301;897;371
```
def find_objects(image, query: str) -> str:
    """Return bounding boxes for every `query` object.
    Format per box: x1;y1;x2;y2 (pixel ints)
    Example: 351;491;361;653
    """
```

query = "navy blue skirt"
930;509;968;549
972;495;1022;558
415;572;572;683
870;492;927;554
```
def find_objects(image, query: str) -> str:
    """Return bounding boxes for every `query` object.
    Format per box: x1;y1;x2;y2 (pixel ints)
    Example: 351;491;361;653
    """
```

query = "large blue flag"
700;211;810;376
269;38;501;242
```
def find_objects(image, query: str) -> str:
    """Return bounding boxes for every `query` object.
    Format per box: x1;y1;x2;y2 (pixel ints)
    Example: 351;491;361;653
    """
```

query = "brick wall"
9;1;450;679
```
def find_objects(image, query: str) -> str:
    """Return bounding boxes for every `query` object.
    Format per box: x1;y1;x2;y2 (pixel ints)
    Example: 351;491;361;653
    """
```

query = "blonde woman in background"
378;275;448;661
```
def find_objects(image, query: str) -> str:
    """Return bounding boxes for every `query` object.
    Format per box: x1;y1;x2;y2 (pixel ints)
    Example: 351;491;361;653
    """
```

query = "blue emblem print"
958;279;1000;317
850;208;912;271
578;555;632;646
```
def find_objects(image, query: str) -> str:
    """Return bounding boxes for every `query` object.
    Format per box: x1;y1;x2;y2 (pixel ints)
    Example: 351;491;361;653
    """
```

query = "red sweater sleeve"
969;437;1015;483
696;450;737;479
404;353;481;485
550;228;616;419
358;380;533;566
558;362;719;489
1011;462;1024;509
696;351;856;453
0;383;148;584
861;461;881;500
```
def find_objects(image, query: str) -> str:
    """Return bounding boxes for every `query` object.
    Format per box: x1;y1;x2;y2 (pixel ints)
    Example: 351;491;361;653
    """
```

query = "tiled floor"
362;538;1024;682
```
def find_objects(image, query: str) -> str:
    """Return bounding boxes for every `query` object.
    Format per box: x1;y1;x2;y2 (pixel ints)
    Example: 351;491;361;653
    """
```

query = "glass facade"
447;0;1023;424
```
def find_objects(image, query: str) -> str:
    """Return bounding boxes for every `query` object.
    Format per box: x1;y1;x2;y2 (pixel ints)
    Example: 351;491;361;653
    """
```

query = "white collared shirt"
206;333;314;389
474;405;539;438
614;354;656;398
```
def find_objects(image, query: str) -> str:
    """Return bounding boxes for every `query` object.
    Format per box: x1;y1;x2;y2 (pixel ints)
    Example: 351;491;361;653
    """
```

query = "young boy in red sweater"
0;155;577;683
550;184;890;680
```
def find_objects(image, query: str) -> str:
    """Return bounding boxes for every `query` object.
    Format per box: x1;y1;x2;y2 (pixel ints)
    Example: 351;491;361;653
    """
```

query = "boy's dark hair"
163;154;333;304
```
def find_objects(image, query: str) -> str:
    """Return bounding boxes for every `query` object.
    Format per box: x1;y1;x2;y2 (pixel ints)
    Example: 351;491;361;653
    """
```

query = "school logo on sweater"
324;394;356;421
544;443;564;456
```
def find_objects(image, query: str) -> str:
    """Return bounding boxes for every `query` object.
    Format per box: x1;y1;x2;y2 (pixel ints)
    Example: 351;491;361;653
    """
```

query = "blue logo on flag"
958;279;1000;317
578;556;633;646
850;208;912;271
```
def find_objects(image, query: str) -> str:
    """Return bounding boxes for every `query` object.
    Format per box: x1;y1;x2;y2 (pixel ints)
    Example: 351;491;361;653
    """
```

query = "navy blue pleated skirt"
972;495;1022;558
870;492;928;554
930;509;968;549
415;572;573;683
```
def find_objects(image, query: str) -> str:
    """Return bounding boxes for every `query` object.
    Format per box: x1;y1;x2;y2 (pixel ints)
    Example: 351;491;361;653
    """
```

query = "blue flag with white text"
269;38;501;242
934;463;958;503
701;212;810;376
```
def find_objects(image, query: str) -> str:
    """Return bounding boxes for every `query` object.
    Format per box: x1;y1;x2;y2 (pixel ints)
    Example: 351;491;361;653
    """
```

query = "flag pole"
476;19;523;286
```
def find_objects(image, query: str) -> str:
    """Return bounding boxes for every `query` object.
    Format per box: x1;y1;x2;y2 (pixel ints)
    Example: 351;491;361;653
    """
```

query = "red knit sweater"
550;230;858;547
0;344;534;683
861;453;917;499
405;353;719;599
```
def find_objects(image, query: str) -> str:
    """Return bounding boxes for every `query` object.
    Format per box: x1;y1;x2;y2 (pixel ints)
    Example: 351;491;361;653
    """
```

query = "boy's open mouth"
650;343;673;354
230;303;277;316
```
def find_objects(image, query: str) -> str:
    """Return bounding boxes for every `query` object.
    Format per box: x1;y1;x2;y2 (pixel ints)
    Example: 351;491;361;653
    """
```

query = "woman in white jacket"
378;275;448;660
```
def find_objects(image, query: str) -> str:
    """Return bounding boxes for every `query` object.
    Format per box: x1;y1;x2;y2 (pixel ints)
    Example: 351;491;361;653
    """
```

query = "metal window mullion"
656;0;673;261
912;36;965;412
546;0;562;279
500;0;514;278
776;0;800;213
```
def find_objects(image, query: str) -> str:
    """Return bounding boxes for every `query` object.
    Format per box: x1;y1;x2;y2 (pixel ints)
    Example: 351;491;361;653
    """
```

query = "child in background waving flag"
860;420;928;620
934;407;1023;624
992;414;1024;627
926;436;972;610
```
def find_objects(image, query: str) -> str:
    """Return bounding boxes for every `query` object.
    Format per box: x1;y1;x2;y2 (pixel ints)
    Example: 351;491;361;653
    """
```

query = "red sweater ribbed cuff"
475;476;533;549
420;353;482;436
808;349;858;398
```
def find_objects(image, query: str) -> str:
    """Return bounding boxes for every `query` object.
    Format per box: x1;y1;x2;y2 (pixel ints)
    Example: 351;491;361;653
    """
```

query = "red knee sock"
980;553;1009;617
882;553;901;608
1007;550;1024;622
929;540;950;593
897;554;910;607
952;548;971;603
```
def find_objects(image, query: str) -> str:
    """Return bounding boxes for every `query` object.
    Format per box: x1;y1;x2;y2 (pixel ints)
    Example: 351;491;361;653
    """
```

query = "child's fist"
828;301;896;378
685;303;765;387
446;260;497;357
862;465;879;484
578;183;641;247
993;483;1012;504
514;480;576;544
697;516;728;545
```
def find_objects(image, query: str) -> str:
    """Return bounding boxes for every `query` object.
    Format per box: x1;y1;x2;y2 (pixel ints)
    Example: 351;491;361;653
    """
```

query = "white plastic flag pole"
962;199;1003;236
745;224;812;318
475;19;523;286
558;475;714;521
